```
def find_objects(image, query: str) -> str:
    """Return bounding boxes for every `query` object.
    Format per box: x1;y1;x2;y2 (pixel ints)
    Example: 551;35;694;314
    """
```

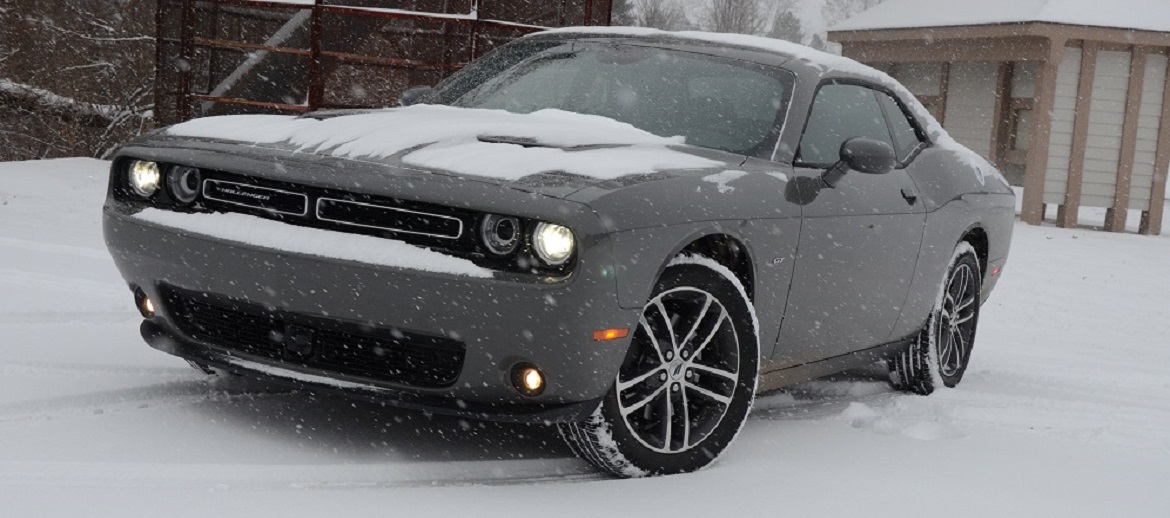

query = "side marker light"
593;328;630;341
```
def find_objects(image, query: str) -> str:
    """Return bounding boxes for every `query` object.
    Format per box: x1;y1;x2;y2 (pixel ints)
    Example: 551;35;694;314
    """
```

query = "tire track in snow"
0;360;190;378
0;459;603;490
0;267;124;297
0;236;111;260
0;379;290;426
0;310;137;325
753;376;1170;452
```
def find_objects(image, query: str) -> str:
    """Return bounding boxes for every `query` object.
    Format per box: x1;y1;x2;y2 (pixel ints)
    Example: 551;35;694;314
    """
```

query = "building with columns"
829;0;1170;234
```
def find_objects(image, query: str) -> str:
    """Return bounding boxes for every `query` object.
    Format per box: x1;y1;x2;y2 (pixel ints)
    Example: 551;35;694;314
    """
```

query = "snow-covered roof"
830;0;1170;34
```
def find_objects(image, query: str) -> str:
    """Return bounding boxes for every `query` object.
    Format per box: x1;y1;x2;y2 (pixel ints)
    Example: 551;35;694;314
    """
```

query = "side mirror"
821;137;897;188
399;85;434;107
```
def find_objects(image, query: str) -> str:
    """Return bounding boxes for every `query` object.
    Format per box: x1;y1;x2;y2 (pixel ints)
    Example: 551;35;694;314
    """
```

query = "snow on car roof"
541;26;871;76
830;0;1170;34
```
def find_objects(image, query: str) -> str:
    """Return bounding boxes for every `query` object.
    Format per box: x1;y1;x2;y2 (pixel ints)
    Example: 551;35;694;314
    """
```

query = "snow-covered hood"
164;105;729;189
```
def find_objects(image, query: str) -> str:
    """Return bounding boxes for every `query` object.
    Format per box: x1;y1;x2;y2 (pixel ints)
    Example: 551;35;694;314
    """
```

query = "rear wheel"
559;257;759;477
891;244;982;395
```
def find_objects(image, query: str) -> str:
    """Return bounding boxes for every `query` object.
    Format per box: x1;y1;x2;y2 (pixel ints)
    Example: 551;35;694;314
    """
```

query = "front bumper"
140;321;601;423
104;206;639;423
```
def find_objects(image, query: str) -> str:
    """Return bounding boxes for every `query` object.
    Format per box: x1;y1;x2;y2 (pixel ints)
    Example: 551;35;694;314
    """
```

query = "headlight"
167;166;202;204
128;160;161;198
533;222;574;266
480;214;521;255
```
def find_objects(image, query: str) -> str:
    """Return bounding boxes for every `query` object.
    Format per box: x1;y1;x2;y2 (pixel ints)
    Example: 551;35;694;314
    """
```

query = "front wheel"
890;244;982;395
559;257;759;477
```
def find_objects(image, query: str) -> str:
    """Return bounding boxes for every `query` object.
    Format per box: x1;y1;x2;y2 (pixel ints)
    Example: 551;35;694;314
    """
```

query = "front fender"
608;218;799;360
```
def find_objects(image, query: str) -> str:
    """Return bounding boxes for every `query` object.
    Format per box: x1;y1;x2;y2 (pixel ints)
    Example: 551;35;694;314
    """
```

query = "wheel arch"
959;224;990;279
610;225;758;307
674;233;756;302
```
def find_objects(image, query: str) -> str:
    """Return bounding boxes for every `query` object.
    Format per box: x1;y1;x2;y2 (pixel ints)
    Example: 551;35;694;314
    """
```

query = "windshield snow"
440;43;792;156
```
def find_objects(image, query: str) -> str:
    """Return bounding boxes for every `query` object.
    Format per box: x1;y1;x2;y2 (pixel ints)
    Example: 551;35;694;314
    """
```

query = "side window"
875;91;924;161
797;83;893;166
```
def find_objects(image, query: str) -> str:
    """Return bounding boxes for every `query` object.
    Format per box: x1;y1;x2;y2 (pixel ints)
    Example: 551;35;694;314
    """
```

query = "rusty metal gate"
155;0;611;125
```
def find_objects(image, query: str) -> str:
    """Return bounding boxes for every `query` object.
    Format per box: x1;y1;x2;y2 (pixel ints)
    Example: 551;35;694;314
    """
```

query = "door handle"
900;188;918;206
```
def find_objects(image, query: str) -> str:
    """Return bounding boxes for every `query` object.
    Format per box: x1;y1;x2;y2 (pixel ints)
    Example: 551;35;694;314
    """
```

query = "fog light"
134;288;155;318
511;363;545;396
480;214;521;255
167;166;202;204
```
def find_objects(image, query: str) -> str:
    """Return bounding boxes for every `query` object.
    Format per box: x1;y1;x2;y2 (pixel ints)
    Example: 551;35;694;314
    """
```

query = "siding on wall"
1129;53;1167;210
1011;62;1038;98
1081;50;1132;208
1045;48;1083;205
892;63;943;97
943;62;997;158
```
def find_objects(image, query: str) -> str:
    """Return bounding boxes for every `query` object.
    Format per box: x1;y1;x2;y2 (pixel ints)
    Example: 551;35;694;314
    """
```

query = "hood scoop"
477;135;629;151
477;135;550;148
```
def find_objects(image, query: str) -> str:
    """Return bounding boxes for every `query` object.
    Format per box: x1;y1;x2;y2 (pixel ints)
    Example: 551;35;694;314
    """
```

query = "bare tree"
702;0;766;35
807;33;828;51
822;0;886;28
634;0;691;31
0;0;154;161
767;6;804;43
611;0;638;25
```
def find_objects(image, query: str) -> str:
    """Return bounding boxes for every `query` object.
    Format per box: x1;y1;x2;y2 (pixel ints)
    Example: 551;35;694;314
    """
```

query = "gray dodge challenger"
103;28;1015;477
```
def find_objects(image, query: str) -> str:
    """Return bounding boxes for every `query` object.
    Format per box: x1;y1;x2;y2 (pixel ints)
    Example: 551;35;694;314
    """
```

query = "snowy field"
1;158;1168;516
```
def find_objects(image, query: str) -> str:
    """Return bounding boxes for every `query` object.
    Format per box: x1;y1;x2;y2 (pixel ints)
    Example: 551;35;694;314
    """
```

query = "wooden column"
1057;42;1099;228
988;61;1012;162
176;0;198;122
306;0;324;111
1105;49;1148;232
1021;38;1066;225
1139;54;1170;236
937;62;951;126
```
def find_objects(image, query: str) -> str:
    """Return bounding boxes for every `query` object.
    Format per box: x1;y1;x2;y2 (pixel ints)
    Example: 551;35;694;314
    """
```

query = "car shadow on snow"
751;364;897;421
187;376;575;464
177;363;897;477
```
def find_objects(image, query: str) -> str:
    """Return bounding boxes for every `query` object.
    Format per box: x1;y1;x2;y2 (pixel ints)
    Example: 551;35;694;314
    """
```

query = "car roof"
528;27;879;81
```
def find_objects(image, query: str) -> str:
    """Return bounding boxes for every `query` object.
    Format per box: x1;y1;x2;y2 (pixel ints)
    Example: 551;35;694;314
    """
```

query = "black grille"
316;197;463;240
197;170;481;252
163;287;465;389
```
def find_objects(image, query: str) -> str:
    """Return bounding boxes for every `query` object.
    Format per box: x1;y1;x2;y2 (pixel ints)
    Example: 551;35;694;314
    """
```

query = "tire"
890;243;982;395
559;256;759;477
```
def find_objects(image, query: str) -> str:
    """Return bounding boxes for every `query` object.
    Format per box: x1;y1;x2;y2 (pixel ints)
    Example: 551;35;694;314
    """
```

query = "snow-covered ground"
1;159;1167;516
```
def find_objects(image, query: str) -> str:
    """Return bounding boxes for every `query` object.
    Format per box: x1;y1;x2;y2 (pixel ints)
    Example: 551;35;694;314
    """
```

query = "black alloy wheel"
559;259;759;477
891;245;982;395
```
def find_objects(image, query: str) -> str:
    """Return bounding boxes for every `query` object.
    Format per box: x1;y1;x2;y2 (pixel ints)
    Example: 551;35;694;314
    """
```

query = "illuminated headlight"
128;160;161;198
532;222;574;266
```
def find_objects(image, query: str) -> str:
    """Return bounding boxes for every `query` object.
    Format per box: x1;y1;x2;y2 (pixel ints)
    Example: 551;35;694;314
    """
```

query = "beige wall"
1081;50;1133;208
943;62;998;158
1045;48;1083;205
1130;53;1167;211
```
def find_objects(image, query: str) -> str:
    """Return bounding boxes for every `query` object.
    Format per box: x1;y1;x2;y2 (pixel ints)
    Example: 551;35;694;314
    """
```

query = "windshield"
435;42;792;157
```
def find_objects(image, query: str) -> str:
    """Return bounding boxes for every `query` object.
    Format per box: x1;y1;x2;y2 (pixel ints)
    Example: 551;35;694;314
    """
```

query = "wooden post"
937;62;951;126
306;0;324;111
1106;49;1148;232
989;62;1013;164
1139;54;1170;236
1021;38;1066;226
154;0;168;124
1057;42;1099;228
176;0;197;122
